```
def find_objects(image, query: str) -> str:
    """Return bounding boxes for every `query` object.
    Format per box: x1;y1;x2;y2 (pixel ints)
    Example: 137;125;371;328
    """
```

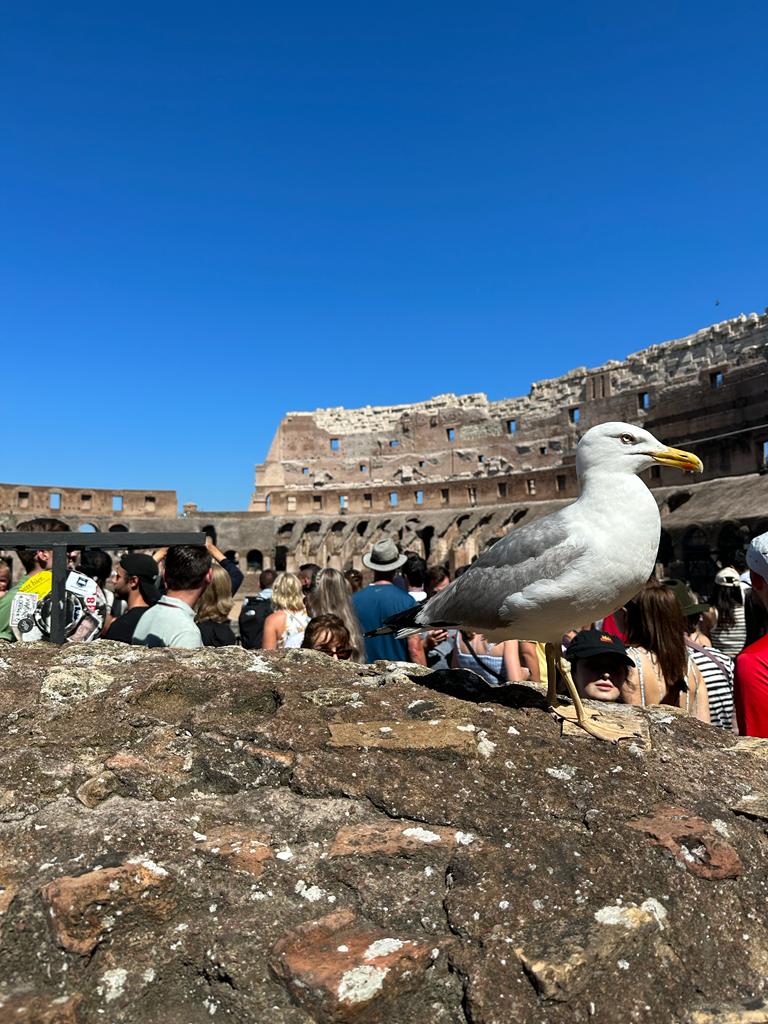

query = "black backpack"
239;596;273;649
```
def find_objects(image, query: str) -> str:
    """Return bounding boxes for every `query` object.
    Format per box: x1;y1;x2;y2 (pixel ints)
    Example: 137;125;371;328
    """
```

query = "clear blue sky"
2;2;766;510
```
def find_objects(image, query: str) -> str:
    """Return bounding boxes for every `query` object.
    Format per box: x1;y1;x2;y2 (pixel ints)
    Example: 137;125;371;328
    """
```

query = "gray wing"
417;508;589;631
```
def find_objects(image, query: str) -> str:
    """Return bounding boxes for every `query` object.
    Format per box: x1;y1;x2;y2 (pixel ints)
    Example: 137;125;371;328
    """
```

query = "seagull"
370;422;703;739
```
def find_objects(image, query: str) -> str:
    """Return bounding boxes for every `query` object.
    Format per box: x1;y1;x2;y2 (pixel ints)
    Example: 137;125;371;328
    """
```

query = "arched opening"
278;522;295;535
108;524;129;533
511;508;528;525
417;525;434;560
246;549;263;572
356;521;369;536
682;525;713;595
667;492;691;514
274;545;288;572
717;522;745;569
78;523;97;533
331;521;346;533
657;528;674;567
304;521;321;534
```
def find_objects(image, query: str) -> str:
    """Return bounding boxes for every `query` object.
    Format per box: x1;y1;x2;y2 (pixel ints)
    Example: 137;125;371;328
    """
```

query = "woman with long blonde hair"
262;572;310;650
196;563;236;647
306;567;365;662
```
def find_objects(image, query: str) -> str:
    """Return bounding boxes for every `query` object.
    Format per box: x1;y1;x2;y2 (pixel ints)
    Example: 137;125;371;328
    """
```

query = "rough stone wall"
0;484;176;522
4;642;768;1023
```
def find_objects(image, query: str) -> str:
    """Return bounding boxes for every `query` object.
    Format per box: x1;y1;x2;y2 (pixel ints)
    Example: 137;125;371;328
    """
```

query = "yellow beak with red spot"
651;445;703;473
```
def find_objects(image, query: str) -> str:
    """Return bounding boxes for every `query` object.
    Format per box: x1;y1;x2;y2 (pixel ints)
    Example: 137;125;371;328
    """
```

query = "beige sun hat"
362;539;407;572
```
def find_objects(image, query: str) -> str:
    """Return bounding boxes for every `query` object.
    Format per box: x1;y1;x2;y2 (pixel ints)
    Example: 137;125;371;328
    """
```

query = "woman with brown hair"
710;568;747;656
302;614;354;661
621;580;710;723
306;568;364;662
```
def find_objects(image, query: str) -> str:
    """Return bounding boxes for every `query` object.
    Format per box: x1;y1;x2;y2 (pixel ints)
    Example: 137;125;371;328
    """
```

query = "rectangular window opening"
415;490;424;505
50;492;61;510
389;491;399;506
526;479;536;495
389;439;399;448
112;495;123;511
302;467;310;475
506;419;516;434
80;493;92;510
359;464;367;473
144;495;156;512
287;495;297;511
539;446;547;455
339;495;348;510
569;407;580;424
497;482;508;498
710;371;724;389
363;493;372;508
446;428;455;442
18;490;29;509
467;486;477;506
556;474;567;493
441;488;450;505
330;438;340;451
313;495;323;509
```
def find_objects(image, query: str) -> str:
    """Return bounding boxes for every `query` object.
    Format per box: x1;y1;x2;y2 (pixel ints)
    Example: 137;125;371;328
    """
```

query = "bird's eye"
619;433;635;445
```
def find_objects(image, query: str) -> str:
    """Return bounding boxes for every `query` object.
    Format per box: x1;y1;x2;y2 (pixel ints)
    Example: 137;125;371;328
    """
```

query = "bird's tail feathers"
365;602;423;639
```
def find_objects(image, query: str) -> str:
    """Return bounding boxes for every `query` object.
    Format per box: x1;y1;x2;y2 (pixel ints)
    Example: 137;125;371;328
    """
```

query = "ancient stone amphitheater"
2;310;767;595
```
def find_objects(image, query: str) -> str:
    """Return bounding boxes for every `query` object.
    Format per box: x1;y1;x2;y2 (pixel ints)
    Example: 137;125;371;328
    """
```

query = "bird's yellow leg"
545;642;560;710
545;642;624;742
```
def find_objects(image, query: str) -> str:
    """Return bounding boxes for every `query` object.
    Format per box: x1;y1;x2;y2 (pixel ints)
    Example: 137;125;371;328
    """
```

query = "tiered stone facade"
1;310;767;593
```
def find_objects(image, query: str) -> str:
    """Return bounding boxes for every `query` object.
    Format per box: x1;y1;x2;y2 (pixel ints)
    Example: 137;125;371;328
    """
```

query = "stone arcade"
2;311;767;593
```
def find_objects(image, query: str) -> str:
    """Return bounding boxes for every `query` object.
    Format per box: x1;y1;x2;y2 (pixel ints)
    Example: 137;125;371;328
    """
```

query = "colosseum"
2;309;767;596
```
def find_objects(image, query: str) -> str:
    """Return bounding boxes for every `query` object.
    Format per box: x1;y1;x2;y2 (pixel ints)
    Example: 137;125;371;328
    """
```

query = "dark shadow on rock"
406;668;550;711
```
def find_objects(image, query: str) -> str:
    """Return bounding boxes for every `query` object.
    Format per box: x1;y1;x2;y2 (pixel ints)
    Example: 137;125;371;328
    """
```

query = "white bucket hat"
746;532;768;583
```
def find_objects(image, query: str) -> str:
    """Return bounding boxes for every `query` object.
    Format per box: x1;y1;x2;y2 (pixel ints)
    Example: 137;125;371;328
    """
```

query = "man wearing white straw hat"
353;539;427;665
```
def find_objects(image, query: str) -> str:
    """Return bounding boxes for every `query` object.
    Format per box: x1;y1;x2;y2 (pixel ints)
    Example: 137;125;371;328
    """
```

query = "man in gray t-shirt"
133;545;212;649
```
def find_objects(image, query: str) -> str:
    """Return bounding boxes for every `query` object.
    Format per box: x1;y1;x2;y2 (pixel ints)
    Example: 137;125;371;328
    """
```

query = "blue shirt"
353;583;416;663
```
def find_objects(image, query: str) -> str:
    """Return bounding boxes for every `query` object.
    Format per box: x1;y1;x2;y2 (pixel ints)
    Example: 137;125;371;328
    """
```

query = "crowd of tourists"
1;518;767;737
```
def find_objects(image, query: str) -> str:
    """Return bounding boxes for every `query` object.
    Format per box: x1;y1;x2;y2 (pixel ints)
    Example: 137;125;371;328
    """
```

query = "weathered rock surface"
1;643;768;1022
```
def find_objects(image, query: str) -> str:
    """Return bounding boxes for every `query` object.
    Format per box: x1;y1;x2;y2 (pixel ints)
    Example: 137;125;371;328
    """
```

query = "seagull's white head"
575;422;704;479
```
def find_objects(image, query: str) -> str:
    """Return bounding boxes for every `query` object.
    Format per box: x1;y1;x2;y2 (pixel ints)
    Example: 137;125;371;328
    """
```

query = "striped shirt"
687;641;734;730
711;605;747;658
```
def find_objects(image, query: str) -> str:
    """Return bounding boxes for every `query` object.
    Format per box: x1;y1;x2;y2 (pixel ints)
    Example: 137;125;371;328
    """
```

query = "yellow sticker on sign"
18;571;53;598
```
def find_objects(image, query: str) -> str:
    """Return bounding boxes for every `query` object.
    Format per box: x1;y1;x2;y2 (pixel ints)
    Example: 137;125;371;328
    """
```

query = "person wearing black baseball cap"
104;553;161;644
565;629;635;703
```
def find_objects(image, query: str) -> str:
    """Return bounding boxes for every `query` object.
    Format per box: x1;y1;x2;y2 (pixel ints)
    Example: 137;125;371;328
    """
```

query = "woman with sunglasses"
306;568;365;662
302;614;355;661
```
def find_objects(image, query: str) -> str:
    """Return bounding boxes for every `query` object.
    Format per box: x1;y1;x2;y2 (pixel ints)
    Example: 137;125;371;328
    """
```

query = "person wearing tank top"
621;582;711;724
262;572;311;652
